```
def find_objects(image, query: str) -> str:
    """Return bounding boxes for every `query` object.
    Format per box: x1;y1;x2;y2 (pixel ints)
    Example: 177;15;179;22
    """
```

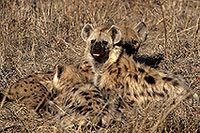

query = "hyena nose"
93;43;102;53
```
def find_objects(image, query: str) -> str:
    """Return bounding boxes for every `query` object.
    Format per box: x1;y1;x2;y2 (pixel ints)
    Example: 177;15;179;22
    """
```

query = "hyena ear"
104;19;115;27
107;25;122;44
134;22;148;42
53;64;65;87
81;23;94;41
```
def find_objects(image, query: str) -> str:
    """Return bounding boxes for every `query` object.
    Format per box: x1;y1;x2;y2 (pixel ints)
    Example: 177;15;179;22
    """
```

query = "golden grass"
0;0;200;132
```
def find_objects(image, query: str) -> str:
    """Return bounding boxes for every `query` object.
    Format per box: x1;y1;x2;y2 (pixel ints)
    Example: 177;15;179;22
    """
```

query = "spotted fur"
0;71;55;113
53;64;123;129
81;23;199;107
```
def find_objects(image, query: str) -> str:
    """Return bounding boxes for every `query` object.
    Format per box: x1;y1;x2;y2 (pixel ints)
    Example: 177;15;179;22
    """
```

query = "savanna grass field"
0;0;200;132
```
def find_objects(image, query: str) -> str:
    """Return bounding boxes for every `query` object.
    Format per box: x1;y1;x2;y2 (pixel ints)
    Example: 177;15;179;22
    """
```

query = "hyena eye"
132;40;138;45
102;40;108;45
91;39;96;43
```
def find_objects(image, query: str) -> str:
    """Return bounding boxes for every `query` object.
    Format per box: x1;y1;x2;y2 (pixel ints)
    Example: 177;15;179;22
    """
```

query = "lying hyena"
52;63;123;130
81;23;199;107
0;71;55;113
0;61;97;114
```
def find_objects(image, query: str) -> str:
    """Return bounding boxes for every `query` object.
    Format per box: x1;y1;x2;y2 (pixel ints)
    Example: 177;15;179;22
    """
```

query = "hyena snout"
90;41;109;63
91;41;105;56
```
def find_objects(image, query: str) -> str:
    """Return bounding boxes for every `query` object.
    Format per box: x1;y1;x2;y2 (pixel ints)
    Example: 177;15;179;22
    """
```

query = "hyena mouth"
90;43;109;63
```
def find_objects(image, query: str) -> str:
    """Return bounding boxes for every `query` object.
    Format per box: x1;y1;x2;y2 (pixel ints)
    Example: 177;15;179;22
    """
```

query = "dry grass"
0;0;200;132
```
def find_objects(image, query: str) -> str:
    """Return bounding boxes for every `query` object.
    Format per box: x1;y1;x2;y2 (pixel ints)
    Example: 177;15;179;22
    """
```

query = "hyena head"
53;64;81;94
81;24;122;65
81;22;148;71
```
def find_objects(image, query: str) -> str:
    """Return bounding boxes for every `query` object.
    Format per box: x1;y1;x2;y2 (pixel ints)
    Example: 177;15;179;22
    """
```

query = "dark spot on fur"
138;68;145;73
117;68;121;77
27;75;33;78
157;92;164;97
88;102;92;106
124;65;128;72
152;91;156;97
127;92;130;96
85;96;91;100
163;87;168;94
47;71;54;74
30;88;33;91
120;85;124;90
130;100;135;104
82;69;89;72
92;90;100;93
128;74;132;78
85;108;93;112
24;89;27;92
80;91;89;96
97;119;103;127
113;69;117;73
146;90;151;97
116;62;120;66
173;80;179;86
145;76;155;84
134;93;138;98
140;92;145;96
29;81;34;84
107;64;113;71
83;61;89;64
107;88;111;91
162;77;172;81
72;87;79;93
69;104;75;109
76;106;84;111
96;101;100;105
24;81;28;84
93;94;102;98
126;82;129;89
65;99;72;106
134;74;138;82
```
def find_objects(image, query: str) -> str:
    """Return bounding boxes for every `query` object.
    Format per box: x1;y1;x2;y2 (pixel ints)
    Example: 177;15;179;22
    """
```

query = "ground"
0;0;200;132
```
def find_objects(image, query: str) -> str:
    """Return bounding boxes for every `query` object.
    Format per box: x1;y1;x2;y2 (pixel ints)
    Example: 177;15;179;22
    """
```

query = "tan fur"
1;72;55;112
82;23;199;107
53;63;123;129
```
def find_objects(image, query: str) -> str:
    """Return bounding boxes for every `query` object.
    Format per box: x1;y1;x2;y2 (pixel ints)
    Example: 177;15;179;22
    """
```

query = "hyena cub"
53;63;123;130
81;23;199;107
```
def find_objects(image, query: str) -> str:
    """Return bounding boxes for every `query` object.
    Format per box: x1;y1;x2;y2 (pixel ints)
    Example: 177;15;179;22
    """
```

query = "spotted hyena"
0;71;55;113
0;61;96;113
81;23;199;107
52;63;123;130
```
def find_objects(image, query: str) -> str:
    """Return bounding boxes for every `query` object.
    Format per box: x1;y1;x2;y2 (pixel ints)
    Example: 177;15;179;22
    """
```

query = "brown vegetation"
0;0;200;132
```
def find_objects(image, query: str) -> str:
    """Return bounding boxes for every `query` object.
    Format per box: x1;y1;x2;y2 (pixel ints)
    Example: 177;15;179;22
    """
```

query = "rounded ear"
104;19;115;27
53;64;65;86
134;22;148;42
107;25;122;44
81;23;94;41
